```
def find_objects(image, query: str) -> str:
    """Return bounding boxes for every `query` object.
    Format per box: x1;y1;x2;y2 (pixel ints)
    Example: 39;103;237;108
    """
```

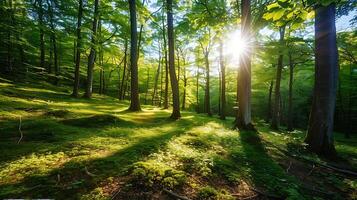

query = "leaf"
273;9;285;21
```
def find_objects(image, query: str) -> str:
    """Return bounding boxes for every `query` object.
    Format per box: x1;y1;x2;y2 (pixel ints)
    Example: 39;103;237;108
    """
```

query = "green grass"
0;80;356;199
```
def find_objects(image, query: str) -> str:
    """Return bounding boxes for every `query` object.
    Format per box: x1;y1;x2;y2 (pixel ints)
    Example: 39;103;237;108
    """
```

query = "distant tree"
219;39;226;120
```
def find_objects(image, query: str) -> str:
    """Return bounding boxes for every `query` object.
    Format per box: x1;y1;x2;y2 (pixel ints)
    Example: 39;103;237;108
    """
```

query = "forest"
0;0;356;199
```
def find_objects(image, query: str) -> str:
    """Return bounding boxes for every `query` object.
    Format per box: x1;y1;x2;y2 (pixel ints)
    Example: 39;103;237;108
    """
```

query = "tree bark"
196;65;200;113
236;0;252;129
47;0;58;84
166;0;180;119
305;3;338;156
204;51;211;116
266;79;274;123
287;52;294;131
37;0;45;71
128;0;141;111
182;65;187;110
119;39;128;100
162;12;169;109
152;52;161;105
84;0;100;98
271;26;285;130
219;40;226;120
72;0;83;97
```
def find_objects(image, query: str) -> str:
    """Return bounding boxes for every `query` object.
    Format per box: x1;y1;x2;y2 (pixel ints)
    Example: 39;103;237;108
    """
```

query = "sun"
225;30;248;66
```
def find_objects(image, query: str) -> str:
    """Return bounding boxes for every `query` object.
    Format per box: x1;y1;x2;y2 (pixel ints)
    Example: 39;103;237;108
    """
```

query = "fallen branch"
261;138;357;177
85;166;97;177
17;116;23;144
231;193;259;200
163;188;191;200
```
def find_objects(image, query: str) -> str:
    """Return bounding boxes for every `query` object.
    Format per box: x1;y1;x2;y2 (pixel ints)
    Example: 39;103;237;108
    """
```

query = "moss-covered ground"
0;79;356;199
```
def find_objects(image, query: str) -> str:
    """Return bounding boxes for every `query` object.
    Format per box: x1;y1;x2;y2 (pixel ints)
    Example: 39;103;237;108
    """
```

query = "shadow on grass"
237;130;300;198
0;119;190;199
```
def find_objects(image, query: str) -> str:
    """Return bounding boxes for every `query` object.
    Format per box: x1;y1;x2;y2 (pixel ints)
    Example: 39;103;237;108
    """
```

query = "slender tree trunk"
47;0;58;84
37;0;45;71
346;63;353;138
128;0;141;111
204;52;212;116
84;0;100;98
220;40;226;120
166;0;180;119
162;13;169;109
271;26;285;130
182;65;187;110
236;0;252;129
72;0;83;97
287;53;294;131
119;39;128;100
144;67;150;104
305;3;338;156
196;65;200;113
160;52;164;107
152;54;161;105
266;79;274;122
6;0;13;73
49;44;53;73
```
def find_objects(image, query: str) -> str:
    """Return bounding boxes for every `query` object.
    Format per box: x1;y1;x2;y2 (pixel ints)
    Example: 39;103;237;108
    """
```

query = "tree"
71;0;83;97
219;39;226;120
166;0;180;119
305;3;338;155
271;26;285;130
235;0;253;129
84;0;100;98
128;0;141;111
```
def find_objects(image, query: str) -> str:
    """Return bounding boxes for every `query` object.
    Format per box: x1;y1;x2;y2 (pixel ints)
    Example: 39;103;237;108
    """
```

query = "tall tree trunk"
305;3;338;156
235;0;252;129
271;26;285;130
37;0;45;71
119;39;128;100
47;0;58;84
220;40;226;120
144;67;150;104
287;53;294;131
160;52;164;107
204;52;212;116
196;65;200;113
166;0;180;119
152;55;161;105
266;79;274;122
6;0;13;73
72;0;83;97
162;12;169;109
128;0;141;111
182;65;187;110
84;0;100;98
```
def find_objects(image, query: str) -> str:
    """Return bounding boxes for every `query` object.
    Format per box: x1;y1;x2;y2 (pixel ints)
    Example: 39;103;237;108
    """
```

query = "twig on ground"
85;166;97;177
231;193;259;200
17;116;23;144
286;161;292;173
163;188;191;200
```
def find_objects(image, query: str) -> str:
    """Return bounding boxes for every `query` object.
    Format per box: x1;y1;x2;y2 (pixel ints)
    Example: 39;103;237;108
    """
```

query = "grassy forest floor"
0;78;356;200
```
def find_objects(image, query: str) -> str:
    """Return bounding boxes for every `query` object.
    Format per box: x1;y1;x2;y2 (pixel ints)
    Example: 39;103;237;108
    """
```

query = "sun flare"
225;30;248;66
